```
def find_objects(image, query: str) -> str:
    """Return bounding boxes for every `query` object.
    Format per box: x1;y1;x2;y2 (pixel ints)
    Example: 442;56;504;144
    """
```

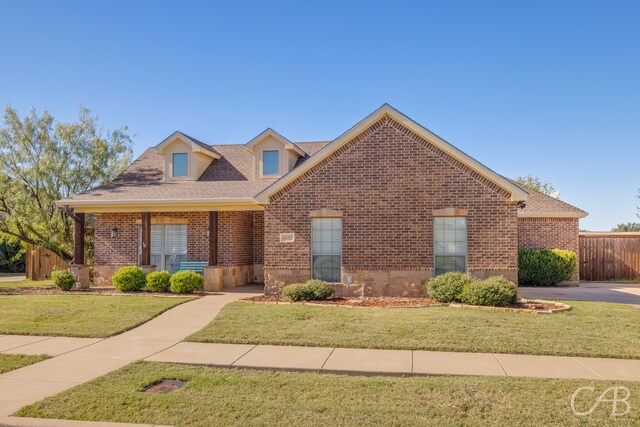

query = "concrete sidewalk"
519;282;640;305
0;286;262;418
146;342;640;381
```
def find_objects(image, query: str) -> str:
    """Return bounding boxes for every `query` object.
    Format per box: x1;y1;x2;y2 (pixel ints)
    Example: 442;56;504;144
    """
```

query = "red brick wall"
217;211;254;266
94;211;262;267
517;217;580;280
264;116;519;275
94;213;139;265
253;211;264;264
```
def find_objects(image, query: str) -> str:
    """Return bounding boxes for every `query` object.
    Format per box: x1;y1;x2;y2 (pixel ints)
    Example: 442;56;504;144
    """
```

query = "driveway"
519;282;640;305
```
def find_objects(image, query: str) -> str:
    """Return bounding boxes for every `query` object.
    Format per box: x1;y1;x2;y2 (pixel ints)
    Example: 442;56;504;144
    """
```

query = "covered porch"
70;209;264;291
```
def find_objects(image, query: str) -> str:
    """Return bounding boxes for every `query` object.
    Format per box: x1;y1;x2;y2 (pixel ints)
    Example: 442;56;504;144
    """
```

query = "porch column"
73;212;85;265
209;211;218;265
141;212;151;265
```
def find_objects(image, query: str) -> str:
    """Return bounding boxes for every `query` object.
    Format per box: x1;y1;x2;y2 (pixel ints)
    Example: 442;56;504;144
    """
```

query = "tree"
515;175;556;196
0;106;133;261
612;223;640;232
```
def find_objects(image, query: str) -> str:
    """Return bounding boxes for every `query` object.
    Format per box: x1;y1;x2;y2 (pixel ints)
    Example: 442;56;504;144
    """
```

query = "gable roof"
255;104;529;204
510;180;587;218
155;131;221;158
245;128;306;156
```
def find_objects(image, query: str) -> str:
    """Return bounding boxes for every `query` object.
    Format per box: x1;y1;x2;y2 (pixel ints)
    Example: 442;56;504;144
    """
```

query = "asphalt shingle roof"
59;139;585;217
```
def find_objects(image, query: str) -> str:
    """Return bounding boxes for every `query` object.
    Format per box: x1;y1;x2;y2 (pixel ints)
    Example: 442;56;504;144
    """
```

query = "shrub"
460;276;518;307
518;248;577;286
146;270;172;293
170;271;203;294
428;272;473;303
282;280;335;301
51;268;75;291
282;283;309;301
112;266;146;292
305;279;335;300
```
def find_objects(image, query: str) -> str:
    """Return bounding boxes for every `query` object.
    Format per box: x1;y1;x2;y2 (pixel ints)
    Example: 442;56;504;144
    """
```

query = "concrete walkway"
520;282;640;305
146;342;640;381
0;286;262;420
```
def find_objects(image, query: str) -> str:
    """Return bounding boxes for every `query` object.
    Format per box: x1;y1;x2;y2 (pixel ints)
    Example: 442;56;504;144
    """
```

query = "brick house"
57;105;587;296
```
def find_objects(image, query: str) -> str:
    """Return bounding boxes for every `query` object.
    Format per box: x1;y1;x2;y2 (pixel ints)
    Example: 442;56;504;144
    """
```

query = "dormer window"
245;128;306;179
263;150;279;175
155;131;220;182
172;153;188;177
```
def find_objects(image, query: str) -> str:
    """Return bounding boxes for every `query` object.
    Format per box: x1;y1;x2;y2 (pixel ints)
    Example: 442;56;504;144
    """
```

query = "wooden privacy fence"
25;245;68;280
579;232;640;281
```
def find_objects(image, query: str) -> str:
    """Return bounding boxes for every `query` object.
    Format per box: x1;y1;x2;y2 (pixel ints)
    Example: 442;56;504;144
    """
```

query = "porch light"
110;227;118;238
206;228;210;238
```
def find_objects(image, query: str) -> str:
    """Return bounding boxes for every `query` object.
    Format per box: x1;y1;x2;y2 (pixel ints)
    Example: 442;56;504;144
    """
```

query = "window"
173;153;188;177
139;224;187;272
262;150;279;175
311;218;342;282
434;217;467;276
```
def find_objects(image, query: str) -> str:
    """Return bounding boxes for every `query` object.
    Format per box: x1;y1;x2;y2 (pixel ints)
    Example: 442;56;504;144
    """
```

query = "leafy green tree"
611;222;640;232
0;106;133;260
515;175;556;196
0;235;25;273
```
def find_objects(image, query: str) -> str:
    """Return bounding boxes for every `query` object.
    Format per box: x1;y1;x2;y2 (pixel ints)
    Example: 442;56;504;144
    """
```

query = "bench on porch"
177;261;209;275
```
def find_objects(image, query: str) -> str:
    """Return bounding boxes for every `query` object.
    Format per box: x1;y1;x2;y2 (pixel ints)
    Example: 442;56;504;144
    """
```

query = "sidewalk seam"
320;348;336;370
230;345;258;366
572;357;605;380
0;336;54;353
492;353;509;376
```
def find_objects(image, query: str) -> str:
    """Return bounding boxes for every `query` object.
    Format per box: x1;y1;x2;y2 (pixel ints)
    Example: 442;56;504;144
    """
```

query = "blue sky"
1;0;638;230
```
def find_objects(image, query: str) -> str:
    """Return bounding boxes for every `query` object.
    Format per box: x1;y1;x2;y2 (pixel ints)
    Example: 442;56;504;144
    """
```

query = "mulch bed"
0;287;203;298
241;295;571;312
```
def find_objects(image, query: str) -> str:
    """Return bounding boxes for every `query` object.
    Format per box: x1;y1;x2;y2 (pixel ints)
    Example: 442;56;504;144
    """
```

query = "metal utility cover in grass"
140;378;188;394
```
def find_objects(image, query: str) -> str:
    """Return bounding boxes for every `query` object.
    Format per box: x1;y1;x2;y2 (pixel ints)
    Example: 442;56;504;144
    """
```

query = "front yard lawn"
0;295;193;337
0;278;54;288
0;354;49;374
16;361;640;426
187;300;640;359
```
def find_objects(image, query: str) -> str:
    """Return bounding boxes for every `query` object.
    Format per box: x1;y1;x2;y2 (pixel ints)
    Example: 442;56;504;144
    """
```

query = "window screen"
311;218;342;282
434;217;467;276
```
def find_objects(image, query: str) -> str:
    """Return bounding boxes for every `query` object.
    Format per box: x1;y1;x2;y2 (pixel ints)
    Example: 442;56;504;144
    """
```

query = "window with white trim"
139;224;187;272
434;217;467;276
311;218;342;282
262;150;279;175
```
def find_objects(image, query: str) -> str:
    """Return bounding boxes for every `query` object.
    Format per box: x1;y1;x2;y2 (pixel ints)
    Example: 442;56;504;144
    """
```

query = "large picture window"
139;224;187;272
311;217;342;282
434;217;467;276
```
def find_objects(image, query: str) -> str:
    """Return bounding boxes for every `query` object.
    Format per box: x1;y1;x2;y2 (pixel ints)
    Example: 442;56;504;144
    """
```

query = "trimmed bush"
428;272;473;303
282;280;335;301
170;271;203;294
518;248;577;286
112;266;146;292
460;276;518;307
282;283;309;301
305;279;335;300
146;270;171;293
51;268;75;291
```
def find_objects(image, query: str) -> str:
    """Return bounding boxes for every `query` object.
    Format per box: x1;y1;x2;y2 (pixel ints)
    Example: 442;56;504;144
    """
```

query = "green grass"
0;353;49;374
187;300;640;359
0;295;193;337
0;278;54;288
16;361;640;426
